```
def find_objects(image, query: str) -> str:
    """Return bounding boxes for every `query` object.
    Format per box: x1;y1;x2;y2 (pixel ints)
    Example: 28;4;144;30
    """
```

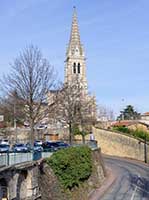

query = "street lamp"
144;133;147;163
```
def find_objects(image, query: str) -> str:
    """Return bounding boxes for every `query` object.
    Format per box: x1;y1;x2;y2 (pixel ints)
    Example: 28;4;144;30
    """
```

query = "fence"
0;152;52;167
0;140;98;167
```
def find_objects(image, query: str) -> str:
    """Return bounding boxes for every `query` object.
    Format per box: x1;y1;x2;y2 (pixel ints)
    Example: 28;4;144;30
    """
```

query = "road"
100;156;149;200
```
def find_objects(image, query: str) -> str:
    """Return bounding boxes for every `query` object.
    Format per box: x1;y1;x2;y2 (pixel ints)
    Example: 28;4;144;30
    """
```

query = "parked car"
34;140;43;146
12;143;29;153
42;141;57;152
55;141;69;149
0;144;10;153
0;139;9;145
26;142;43;152
35;124;47;130
42;141;69;152
33;143;43;152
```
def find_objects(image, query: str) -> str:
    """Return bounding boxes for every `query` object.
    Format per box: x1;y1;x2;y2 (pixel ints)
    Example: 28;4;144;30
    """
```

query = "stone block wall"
92;128;149;163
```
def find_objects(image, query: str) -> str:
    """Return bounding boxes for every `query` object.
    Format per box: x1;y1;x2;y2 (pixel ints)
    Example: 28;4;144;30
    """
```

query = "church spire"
65;7;87;93
67;7;83;56
69;6;81;48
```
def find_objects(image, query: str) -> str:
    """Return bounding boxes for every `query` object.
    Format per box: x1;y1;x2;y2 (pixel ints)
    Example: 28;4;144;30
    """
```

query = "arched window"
73;63;76;73
0;178;7;199
78;63;81;74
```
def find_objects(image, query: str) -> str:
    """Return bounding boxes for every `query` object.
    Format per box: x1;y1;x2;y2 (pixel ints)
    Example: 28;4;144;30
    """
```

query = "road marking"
130;173;140;200
130;186;138;200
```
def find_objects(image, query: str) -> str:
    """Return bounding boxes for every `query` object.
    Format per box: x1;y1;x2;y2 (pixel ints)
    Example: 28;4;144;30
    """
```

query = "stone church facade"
65;7;88;96
64;7;96;116
47;7;97;133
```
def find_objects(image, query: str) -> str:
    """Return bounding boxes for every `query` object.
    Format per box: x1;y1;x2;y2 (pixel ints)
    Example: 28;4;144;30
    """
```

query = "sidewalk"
89;167;116;200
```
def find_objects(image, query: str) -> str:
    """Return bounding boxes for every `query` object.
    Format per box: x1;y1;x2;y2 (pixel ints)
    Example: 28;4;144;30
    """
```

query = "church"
47;7;97;135
64;7;88;95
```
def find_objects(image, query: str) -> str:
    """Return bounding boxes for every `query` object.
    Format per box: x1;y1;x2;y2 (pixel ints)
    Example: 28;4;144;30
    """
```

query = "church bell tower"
65;7;88;94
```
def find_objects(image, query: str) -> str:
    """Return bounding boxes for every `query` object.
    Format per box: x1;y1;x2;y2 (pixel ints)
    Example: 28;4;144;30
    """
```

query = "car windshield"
34;144;41;147
0;144;9;148
15;144;25;147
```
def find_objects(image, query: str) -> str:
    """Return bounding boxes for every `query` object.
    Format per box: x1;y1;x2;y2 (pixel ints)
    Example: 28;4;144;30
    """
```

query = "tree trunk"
69;122;73;145
30;119;34;147
82;134;85;144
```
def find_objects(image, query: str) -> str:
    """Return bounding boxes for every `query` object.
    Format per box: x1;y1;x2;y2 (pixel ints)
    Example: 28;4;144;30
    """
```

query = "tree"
0;90;25;127
117;105;140;120
0;45;57;145
49;79;96;144
97;105;114;121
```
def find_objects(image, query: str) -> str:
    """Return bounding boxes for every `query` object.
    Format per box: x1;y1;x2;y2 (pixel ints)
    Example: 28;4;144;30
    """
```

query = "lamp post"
144;133;147;163
120;98;125;121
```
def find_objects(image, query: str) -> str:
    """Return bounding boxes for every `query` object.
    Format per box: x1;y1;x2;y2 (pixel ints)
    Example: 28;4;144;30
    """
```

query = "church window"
78;63;81;73
73;62;76;73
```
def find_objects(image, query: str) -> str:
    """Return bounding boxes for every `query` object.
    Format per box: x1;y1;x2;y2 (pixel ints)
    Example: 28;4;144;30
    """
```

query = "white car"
0;139;9;145
34;140;43;146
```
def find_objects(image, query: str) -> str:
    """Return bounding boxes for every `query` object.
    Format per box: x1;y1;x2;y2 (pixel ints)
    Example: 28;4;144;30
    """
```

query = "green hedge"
46;146;92;189
113;126;149;141
113;126;130;133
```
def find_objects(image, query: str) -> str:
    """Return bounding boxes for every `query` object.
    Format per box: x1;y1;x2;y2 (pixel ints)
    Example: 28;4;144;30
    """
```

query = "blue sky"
0;0;149;116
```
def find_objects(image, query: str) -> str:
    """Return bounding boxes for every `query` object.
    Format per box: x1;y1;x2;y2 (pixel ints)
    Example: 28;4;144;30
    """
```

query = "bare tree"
49;79;96;144
0;90;25;127
1;45;57;145
97;105;114;122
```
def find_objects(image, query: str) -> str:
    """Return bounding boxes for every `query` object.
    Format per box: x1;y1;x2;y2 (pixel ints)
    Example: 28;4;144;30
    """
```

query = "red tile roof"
112;120;138;127
142;112;149;116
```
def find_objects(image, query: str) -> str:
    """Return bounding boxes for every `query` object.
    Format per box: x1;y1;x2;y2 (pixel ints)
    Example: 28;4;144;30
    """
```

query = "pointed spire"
68;6;81;50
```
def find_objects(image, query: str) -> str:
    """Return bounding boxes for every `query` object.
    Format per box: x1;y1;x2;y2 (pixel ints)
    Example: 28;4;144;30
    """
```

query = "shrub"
131;129;149;141
113;126;149;141
46;146;92;189
113;126;130;133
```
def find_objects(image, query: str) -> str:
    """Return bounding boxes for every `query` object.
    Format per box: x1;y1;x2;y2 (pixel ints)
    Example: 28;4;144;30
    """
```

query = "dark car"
33;143;43;152
12;143;29;153
0;144;10;153
42;141;69;152
42;141;62;152
26;142;43;152
55;141;69;149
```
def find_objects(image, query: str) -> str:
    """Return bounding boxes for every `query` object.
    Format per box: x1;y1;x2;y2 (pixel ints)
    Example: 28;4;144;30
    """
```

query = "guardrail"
0;140;98;167
0;152;52;167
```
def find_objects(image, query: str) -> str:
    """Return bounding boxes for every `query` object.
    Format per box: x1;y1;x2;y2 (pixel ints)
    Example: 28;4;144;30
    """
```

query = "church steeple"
65;7;87;93
67;6;82;56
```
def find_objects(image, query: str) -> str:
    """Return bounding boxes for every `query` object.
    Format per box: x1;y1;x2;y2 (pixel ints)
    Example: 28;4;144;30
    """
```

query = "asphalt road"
101;156;149;200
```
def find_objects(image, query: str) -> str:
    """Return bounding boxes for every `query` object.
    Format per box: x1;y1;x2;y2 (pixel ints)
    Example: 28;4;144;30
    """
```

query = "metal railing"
0;140;98;167
0;152;53;167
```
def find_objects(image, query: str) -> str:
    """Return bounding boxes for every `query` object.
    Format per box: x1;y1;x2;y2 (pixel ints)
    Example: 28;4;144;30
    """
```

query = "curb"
89;167;116;200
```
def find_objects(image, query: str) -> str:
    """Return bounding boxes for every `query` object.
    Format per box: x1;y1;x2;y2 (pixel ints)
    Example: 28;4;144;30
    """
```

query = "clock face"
74;47;79;56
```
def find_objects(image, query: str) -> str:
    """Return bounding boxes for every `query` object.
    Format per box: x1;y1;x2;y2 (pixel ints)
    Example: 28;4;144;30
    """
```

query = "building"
65;6;96;115
65;7;88;96
141;112;149;121
47;8;97;131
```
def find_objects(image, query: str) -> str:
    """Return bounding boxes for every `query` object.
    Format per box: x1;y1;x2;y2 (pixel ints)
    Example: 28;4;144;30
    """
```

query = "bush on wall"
113;126;149;141
46;146;92;189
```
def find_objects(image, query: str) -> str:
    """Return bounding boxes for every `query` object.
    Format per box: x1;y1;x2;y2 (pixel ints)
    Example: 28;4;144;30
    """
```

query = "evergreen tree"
117;105;140;120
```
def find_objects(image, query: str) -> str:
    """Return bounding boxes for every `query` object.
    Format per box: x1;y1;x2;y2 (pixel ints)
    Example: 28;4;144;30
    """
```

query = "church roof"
67;7;83;55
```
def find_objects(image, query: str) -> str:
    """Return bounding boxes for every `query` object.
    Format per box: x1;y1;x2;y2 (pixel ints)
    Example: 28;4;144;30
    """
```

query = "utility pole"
144;134;147;163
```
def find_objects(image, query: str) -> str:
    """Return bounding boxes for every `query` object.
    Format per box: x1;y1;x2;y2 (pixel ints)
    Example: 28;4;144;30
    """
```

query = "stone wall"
0;148;105;200
0;162;41;200
92;128;149;163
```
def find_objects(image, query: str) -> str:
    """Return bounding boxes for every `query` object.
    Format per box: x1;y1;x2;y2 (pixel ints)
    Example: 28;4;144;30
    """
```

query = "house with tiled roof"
141;112;149;121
